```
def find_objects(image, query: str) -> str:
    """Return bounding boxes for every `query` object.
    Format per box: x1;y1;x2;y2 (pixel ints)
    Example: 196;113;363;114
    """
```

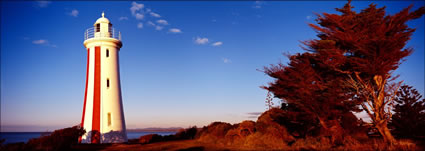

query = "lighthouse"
80;12;127;143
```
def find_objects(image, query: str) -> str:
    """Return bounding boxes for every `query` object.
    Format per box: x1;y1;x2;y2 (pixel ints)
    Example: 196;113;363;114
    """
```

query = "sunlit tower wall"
79;12;127;143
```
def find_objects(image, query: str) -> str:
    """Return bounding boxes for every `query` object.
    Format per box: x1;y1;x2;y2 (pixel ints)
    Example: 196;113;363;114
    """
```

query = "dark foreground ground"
72;140;231;151
71;139;425;151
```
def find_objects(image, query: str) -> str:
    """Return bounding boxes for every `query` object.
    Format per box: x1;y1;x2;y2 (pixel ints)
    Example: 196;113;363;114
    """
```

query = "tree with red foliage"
264;0;424;144
391;85;425;138
310;1;424;143
263;52;360;144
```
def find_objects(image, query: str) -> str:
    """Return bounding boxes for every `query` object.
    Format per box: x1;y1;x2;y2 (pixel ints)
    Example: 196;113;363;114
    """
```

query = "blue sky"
1;1;424;132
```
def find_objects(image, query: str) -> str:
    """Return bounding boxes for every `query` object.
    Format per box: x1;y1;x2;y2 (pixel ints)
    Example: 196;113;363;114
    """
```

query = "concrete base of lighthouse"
81;130;127;143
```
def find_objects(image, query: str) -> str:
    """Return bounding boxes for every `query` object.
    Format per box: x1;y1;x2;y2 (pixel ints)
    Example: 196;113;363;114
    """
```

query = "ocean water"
126;132;176;139
0;131;176;144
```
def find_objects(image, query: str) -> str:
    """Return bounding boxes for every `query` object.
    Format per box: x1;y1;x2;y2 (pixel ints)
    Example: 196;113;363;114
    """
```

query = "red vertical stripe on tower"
92;46;101;143
79;48;90;143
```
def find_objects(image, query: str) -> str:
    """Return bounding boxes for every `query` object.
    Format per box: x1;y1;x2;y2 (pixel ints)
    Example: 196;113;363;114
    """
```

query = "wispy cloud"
33;39;47;45
32;39;57;48
194;37;209;45
247;112;262;116
129;2;182;33
212;41;223;47
36;1;51;8
150;12;161;18
147;21;156;26
130;1;144;15
253;1;264;9
246;112;261;118
156;19;168;25
145;20;165;31
222;58;232;64
168;28;182;34
137;22;143;29
155;26;163;31
119;16;129;21
135;13;144;20
306;15;312;20
68;9;79;17
130;2;145;21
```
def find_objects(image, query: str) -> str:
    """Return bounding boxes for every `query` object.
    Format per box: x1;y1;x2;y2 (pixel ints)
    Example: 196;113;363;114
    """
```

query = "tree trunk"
375;120;396;144
318;118;344;145
373;75;396;144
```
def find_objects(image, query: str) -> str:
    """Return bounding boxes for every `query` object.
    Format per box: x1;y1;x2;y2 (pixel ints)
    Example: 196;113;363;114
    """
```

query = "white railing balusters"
84;27;121;41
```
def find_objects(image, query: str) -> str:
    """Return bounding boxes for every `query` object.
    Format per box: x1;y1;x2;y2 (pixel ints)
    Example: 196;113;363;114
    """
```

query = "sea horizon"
0;131;177;144
0;126;184;133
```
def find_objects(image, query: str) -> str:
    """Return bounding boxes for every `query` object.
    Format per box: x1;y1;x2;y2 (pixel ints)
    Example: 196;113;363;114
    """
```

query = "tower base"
80;130;127;143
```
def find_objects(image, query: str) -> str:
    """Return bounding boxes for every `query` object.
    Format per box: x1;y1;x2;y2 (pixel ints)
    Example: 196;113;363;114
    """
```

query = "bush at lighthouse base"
0;125;85;151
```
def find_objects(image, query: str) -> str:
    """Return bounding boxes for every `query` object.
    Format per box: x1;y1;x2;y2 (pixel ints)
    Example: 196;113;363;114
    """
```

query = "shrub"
292;136;332;150
138;126;199;144
391;85;425;138
25;125;85;151
256;108;295;143
243;132;289;150
174;126;198;140
1;142;26;151
196;122;233;144
138;134;163;144
223;121;256;146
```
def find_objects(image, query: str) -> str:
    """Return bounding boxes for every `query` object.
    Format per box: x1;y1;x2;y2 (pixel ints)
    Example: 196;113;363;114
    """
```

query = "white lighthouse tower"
80;12;127;143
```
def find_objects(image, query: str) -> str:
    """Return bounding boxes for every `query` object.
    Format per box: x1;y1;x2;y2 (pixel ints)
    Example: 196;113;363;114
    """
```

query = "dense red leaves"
264;52;357;126
308;3;424;77
391;85;425;138
263;1;424;140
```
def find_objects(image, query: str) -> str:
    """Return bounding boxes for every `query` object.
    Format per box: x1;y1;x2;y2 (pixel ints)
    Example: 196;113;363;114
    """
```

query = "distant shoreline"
126;127;183;133
0;131;177;144
0;127;183;133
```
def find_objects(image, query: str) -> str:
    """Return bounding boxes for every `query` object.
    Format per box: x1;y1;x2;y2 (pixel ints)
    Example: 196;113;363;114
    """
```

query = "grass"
70;137;422;151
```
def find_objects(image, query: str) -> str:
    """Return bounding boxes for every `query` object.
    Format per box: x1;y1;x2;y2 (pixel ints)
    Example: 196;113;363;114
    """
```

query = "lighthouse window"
107;79;110;88
108;23;112;33
95;24;100;32
106;49;109;57
107;113;111;126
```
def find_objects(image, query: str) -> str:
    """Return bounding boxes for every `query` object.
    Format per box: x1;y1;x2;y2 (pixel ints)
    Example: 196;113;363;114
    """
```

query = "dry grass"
190;108;423;151
195;118;293;150
196;122;233;145
107;108;424;151
291;136;332;150
89;137;423;151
